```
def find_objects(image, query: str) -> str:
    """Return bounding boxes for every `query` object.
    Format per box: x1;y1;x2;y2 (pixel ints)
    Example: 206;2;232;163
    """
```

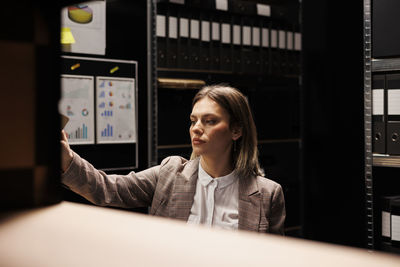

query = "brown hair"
190;84;263;178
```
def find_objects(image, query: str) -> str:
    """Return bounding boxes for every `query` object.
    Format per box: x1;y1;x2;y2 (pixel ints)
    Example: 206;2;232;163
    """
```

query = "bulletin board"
60;55;138;170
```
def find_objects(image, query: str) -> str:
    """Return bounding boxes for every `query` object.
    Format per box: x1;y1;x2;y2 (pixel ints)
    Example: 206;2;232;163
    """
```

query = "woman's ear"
231;126;242;141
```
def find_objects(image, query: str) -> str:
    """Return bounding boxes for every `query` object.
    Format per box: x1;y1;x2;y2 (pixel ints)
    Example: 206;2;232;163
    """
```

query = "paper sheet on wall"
61;1;106;55
96;77;137;144
59;75;95;145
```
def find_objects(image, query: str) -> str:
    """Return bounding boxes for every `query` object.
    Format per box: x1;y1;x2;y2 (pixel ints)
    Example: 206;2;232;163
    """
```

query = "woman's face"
190;97;239;160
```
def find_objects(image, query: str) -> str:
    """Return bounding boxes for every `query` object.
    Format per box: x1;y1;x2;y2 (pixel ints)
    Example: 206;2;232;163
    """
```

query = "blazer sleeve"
61;151;160;209
269;184;286;235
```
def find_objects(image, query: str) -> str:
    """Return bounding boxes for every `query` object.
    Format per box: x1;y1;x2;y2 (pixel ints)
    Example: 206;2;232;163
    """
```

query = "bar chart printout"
96;77;137;144
59;74;95;145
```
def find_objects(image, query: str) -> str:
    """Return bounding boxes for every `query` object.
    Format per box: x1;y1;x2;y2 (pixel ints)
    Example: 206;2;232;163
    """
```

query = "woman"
61;84;286;234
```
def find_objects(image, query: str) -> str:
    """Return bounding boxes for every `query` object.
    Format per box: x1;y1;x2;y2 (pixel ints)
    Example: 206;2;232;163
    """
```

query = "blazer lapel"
238;176;261;231
169;157;199;221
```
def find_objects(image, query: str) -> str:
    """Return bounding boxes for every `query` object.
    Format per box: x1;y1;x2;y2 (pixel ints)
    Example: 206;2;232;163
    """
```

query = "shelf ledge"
373;154;400;167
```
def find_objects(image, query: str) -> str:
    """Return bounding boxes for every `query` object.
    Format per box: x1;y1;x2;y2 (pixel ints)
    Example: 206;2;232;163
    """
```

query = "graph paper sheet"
96;76;137;144
59;74;95;145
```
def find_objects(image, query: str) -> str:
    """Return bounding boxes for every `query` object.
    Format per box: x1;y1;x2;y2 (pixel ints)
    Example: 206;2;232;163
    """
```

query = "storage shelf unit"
366;0;400;254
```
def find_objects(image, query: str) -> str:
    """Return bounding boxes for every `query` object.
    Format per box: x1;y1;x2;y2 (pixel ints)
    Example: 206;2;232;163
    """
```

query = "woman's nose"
191;121;203;134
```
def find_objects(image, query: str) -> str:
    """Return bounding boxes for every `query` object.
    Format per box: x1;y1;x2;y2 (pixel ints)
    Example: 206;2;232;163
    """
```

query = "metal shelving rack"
363;0;374;250
365;1;400;250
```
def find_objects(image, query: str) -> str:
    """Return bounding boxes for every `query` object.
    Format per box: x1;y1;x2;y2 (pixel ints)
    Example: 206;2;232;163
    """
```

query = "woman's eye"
205;120;216;125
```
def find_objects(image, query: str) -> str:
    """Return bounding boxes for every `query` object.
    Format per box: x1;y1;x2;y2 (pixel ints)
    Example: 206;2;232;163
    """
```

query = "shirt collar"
198;161;238;189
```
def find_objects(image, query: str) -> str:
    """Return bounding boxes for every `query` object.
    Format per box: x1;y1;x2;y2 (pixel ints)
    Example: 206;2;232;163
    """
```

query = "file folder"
156;13;167;67
178;16;191;69
242;21;253;74
252;24;262;74
294;32;301;74
380;195;400;243
232;20;242;73
210;19;221;71
189;15;201;69
278;29;287;75
228;0;256;16
270;26;280;75
166;11;178;68
372;74;386;154
386;74;400;155
220;15;232;71
261;24;270;75
200;16;211;70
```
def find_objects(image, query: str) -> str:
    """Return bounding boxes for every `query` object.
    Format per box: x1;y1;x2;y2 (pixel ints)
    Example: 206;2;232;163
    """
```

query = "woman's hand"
61;130;74;173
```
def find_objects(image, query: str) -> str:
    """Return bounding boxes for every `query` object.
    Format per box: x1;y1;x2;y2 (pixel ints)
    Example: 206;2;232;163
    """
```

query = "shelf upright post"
364;0;374;250
148;0;158;167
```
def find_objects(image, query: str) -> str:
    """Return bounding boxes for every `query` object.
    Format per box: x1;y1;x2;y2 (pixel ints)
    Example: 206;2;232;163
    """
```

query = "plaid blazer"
62;153;286;234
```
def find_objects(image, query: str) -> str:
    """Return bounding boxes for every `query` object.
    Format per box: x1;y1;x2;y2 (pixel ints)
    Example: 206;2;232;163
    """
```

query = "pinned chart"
96;77;137;144
59;74;95;145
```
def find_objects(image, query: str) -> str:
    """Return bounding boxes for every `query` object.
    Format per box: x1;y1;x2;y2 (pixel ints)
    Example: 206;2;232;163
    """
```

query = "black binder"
372;74;386;154
386;74;400;155
177;14;190;69
241;19;254;74
220;13;232;72
199;13;211;70
232;16;242;73
189;12;201;70
210;16;221;71
260;20;270;75
166;9;178;68
270;24;280;76
252;20;262;74
156;8;167;68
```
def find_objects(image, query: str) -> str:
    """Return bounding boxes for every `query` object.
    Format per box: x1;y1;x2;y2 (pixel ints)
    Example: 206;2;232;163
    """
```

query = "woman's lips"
192;138;205;145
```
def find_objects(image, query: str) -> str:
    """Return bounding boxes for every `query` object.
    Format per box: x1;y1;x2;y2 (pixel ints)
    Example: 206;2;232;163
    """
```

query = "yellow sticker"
61;27;76;44
71;63;80;70
110;66;119;74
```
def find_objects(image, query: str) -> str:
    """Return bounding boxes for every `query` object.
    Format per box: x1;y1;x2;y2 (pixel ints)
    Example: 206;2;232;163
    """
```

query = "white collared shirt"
187;161;239;230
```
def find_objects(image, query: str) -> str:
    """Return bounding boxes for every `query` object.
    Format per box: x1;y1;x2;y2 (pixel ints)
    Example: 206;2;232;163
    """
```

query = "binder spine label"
391;215;400;241
372;89;384;115
388;89;400;115
382;211;391;237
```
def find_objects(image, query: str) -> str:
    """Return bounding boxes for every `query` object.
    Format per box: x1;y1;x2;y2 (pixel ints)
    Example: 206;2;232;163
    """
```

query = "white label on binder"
372;89;384;115
212;22;220;41
156;15;166;37
391;215;400;241
216;0;228;11
271;29;277;48
222;23;230;44
243;26;251;46
257;4;271;17
252;27;260;46
279;30;286;49
201;21;210;42
388;89;400;115
287;32;294;50
191;19;200;39
382;211;391;237
262;28;269;48
169;0;184;4
233;25;241;45
295;32;302;51
180;18;189;38
169;16;178;39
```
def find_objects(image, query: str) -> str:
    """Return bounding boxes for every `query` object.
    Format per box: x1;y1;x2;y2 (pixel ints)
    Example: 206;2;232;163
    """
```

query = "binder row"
156;1;301;75
372;74;400;155
381;196;400;247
